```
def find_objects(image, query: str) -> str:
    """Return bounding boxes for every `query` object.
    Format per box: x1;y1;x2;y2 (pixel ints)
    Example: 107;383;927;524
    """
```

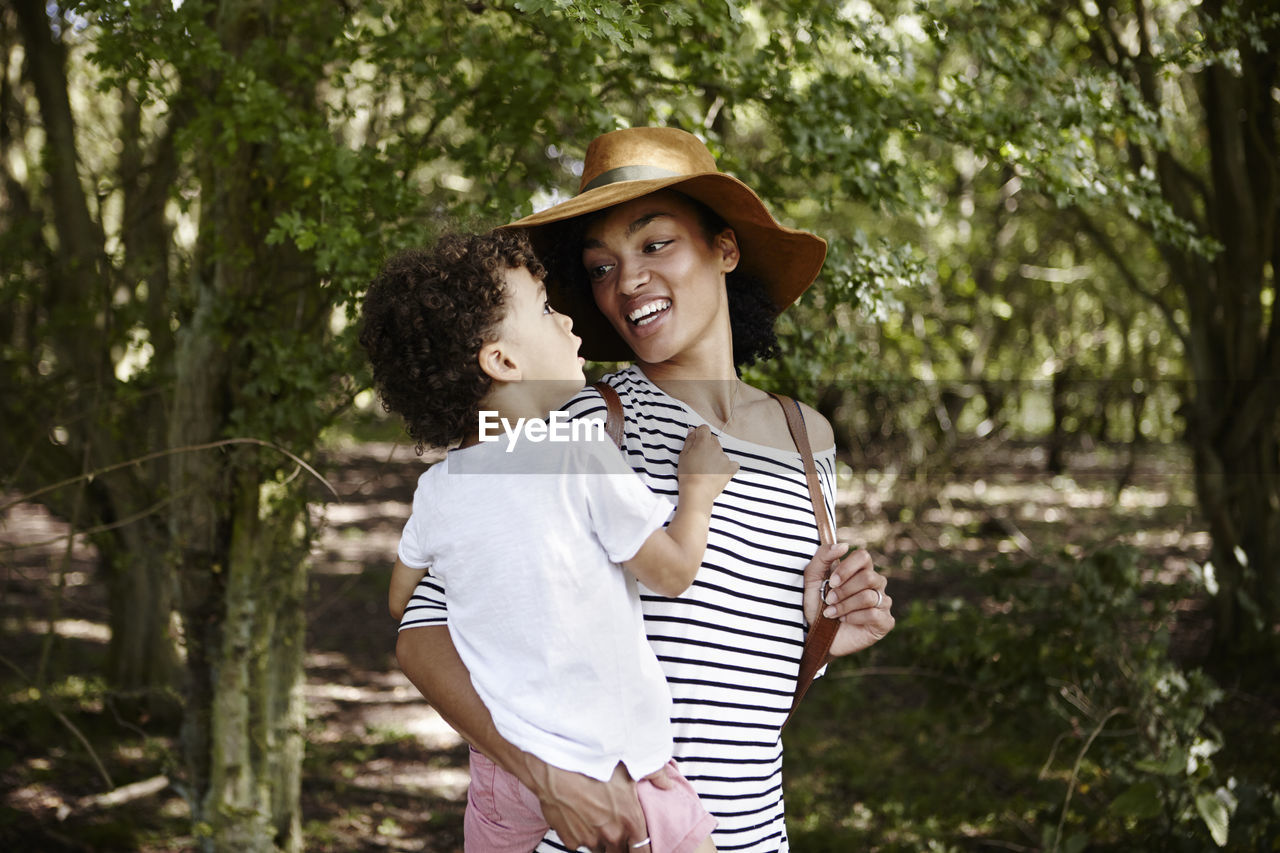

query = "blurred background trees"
1;0;1274;849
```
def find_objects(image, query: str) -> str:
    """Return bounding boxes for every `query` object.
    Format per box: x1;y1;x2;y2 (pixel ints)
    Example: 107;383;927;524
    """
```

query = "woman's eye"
586;263;614;282
644;240;672;253
542;299;555;315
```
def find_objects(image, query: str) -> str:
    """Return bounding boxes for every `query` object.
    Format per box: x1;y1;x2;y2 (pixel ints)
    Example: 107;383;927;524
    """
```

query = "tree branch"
0;651;114;790
1072;208;1190;351
12;0;105;278
1051;707;1128;853
1;437;340;515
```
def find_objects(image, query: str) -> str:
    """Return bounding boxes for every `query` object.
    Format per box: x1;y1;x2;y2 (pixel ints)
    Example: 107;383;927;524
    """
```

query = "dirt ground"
0;437;1214;851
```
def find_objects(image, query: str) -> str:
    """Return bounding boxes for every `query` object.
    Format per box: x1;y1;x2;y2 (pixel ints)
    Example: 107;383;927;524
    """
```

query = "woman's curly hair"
359;230;545;453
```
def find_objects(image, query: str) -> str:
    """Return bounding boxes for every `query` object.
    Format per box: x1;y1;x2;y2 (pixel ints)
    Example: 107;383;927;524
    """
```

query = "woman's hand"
801;542;894;658
524;758;649;852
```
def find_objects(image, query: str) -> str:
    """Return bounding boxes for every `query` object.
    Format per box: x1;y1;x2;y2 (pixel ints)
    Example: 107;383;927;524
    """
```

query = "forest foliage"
1;0;1276;849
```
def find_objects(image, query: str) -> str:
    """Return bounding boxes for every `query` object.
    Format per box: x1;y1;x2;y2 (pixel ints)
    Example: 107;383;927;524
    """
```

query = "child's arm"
624;425;738;597
389;559;429;621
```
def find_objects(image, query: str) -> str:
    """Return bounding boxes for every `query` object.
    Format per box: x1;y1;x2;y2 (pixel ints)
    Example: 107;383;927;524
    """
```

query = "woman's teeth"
628;300;671;326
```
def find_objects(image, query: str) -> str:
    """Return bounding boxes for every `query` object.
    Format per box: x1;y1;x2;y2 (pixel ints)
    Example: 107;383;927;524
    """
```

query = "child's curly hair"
359;230;546;453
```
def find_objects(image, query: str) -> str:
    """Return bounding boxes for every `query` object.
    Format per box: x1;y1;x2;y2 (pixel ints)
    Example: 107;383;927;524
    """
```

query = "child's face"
494;265;586;409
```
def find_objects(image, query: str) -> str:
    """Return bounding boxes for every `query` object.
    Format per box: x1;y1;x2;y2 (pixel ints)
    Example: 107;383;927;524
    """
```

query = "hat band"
580;165;681;193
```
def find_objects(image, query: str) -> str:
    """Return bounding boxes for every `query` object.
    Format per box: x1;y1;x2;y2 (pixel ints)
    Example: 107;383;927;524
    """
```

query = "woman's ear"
717;228;741;274
478;341;522;383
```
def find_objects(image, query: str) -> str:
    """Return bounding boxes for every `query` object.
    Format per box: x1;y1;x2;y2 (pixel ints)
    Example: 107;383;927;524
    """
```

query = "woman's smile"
626;297;672;328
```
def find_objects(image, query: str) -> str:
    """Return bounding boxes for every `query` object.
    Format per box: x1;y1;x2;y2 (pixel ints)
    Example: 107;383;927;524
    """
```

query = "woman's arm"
395;624;650;851
388;559;428;621
793;402;895;659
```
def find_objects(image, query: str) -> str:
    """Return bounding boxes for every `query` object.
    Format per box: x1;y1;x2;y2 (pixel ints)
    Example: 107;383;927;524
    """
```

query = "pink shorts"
464;747;716;853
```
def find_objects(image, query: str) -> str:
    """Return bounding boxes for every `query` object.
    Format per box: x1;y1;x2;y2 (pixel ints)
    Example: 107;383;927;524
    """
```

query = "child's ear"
478;341;522;383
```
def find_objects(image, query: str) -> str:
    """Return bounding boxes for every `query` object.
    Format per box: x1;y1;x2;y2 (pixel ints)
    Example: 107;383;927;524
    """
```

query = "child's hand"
676;425;738;504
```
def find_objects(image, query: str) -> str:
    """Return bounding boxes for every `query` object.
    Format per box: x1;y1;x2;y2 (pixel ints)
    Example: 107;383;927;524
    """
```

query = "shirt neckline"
623;366;826;459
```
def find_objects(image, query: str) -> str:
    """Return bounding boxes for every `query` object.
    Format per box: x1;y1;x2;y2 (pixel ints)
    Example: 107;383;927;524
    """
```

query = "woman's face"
581;191;739;366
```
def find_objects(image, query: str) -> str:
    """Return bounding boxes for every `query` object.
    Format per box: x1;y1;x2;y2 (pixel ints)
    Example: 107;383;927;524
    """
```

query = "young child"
359;230;735;853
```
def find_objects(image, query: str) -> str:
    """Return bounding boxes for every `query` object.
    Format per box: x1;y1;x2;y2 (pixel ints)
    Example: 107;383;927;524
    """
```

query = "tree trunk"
1048;369;1069;475
170;273;232;832
196;465;307;852
167;2;326;838
1178;4;1279;659
1188;396;1280;660
170;269;311;853
102;523;183;712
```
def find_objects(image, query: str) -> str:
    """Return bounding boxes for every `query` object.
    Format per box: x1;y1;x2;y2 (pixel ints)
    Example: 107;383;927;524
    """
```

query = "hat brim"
507;173;827;362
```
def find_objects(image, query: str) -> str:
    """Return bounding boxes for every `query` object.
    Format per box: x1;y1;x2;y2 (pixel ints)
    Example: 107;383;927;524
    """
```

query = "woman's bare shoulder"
796;399;836;454
737;385;836;454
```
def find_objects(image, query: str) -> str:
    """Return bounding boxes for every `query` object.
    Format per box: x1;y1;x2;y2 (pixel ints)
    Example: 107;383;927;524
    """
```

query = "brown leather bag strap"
769;393;840;728
593;381;624;447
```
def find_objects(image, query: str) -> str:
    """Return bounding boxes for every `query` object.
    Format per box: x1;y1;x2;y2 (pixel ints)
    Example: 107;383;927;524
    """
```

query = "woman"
396;127;895;852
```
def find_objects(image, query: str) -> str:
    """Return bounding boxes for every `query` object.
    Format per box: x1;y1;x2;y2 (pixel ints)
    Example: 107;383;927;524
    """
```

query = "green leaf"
1062;833;1088;853
1110;781;1162;819
1195;791;1231;847
1135;748;1186;776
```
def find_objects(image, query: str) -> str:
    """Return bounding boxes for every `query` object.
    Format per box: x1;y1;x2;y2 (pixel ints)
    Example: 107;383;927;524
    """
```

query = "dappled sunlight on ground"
303;665;470;805
317;502;409;569
0;500;99;563
836;444;1205;572
304;656;464;753
0;616;110;644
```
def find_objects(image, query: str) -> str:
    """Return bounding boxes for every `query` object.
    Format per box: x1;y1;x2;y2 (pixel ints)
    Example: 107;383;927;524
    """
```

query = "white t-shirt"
397;430;674;782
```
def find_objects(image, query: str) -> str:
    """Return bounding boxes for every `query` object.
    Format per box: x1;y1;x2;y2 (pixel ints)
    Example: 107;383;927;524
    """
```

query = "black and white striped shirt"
400;366;837;852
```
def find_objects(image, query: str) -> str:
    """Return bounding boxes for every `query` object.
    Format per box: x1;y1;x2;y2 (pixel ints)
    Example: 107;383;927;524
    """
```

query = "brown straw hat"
505;127;827;361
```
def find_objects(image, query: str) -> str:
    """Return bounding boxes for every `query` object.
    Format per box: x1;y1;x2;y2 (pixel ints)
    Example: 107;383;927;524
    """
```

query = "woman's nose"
616;257;649;294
